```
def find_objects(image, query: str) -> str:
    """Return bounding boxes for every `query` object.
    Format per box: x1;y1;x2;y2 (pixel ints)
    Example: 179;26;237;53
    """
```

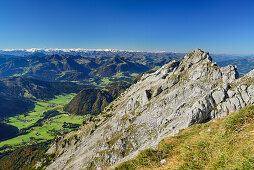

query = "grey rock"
45;49;254;170
160;159;167;165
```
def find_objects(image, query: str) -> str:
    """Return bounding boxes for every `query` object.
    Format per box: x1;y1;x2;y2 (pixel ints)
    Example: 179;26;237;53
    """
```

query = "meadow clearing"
0;93;87;150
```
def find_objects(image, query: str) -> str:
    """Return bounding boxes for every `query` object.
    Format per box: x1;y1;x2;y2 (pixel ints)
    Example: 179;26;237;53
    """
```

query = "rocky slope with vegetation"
40;49;254;169
116;105;254;169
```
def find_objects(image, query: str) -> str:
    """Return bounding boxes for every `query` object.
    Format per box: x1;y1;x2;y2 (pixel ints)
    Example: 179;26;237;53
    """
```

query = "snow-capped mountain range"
0;48;169;57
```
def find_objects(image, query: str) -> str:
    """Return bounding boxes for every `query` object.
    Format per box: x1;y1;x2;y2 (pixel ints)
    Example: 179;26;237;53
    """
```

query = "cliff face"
45;49;254;169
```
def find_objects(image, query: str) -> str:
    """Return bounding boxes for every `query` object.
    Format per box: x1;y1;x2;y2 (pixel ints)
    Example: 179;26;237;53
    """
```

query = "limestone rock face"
45;49;254;170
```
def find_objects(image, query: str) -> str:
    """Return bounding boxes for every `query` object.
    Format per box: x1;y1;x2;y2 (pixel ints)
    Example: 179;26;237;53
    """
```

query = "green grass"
12;67;30;77
93;72;142;87
116;105;254;170
0;122;65;147
0;93;87;151
101;77;112;85
47;94;75;105
7;94;76;130
130;73;139;77
151;66;160;71
115;148;164;170
51;114;87;124
113;72;126;78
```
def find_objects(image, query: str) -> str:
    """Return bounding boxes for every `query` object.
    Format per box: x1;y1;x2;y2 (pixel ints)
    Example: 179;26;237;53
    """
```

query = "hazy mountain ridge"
0;52;182;84
42;49;254;169
217;57;254;76
89;57;149;77
0;77;86;117
0;50;253;85
0;77;85;100
0;55;91;81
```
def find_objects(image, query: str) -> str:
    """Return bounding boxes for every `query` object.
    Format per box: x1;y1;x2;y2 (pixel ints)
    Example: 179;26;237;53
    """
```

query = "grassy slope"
116;105;254;169
0;93;87;150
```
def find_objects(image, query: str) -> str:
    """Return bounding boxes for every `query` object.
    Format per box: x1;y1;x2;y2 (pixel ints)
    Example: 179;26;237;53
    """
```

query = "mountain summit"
44;49;254;169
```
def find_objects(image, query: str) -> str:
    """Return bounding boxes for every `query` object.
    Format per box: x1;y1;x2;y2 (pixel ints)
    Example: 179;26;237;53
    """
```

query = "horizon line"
0;48;253;56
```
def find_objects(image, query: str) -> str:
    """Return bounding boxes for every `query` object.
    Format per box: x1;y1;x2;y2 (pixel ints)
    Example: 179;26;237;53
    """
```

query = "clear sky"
0;0;254;54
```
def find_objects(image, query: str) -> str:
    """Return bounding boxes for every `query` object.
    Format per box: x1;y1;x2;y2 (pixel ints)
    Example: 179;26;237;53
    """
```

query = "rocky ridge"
45;49;254;169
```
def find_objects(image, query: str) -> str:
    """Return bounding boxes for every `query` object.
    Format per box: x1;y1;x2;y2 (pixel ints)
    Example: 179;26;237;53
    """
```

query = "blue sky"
0;0;254;54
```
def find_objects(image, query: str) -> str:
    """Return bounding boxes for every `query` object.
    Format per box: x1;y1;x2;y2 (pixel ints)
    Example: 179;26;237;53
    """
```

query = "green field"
112;72;126;78
130;73;139;77
98;72;139;86
101;77;112;85
0;93;87;151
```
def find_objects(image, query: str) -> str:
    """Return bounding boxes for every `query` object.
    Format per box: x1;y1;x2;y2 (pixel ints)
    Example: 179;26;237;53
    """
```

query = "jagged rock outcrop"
45;49;254;170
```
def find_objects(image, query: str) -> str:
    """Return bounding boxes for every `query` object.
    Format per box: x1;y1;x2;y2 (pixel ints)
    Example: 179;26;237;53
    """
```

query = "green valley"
0;93;88;153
